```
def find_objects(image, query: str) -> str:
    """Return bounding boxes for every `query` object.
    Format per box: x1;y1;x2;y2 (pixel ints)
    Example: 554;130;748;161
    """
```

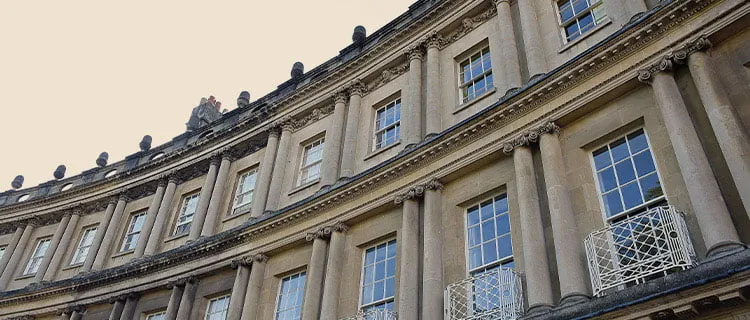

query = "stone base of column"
705;241;747;259
526;303;554;316
559;293;590;306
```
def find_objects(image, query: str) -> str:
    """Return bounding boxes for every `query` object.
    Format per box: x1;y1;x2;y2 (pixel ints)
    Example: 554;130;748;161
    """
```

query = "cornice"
0;0;738;308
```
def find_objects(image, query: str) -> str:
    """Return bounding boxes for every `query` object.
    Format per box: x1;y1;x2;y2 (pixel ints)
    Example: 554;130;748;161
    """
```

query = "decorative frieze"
290;105;335;131
367;63;409;93
439;4;497;49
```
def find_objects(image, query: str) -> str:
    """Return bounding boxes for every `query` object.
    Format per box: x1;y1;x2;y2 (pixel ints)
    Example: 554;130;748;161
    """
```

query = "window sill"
288;179;320;196
453;88;497;115
364;140;401;161
62;263;83;271
15;274;35;281
558;19;612;54
222;210;249;223
165;232;189;243
112;249;134;258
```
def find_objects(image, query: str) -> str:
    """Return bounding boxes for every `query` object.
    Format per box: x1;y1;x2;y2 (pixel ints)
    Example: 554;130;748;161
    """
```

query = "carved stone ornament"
394;184;426;204
368;63;409;93
405;44;424;61
291;105;335;131
349;79;369;97
673;35;712;64
330;222;349;233
423;30;444;49
253;253;270;263
305;226;332;241
424;179;444;191
638;55;674;84
230;256;253;269
501;121;561;154
440;5;497;49
333;89;349;105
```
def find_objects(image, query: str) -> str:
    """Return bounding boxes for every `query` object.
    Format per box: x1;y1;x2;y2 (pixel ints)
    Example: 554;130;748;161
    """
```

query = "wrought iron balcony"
339;309;397;320
584;206;697;297
444;267;523;320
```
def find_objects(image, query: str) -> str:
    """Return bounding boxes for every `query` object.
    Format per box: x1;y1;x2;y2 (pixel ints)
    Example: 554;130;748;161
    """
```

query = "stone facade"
0;0;749;319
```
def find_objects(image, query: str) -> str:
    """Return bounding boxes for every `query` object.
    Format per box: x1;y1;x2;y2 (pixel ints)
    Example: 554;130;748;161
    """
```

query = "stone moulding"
0;0;736;308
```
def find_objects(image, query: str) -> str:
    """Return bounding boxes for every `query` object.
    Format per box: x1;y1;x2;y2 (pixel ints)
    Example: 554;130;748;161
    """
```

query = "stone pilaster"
321;90;348;187
404;44;424;146
425;32;442;137
517;0;548;79
33;214;72;282
320;223;349;320
226;256;252;320
0;226;25;278
176;277;199;320
0;223;35;290
145;174;179;256
638;56;742;257
301;228;330;320
394;185;423;320
252;127;280;217
93;193;130;270
107;297;125;320
422;180;444;320
202;151;233;237
119;293;139;320
82;198;117;271
134;180;167;258
340;81;367;178
43;212;81;281
266;119;294;212
190;156;220;240
240;254;268;320
164;280;184;320
539;124;590;304
492;0;523;93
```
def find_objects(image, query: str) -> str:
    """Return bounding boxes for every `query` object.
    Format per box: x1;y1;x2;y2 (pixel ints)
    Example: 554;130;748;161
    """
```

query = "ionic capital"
306;227;332;241
274;117;295;132
537;121;561;136
252;253;270;263
330;222;349;233
167;171;181;184
673;35;712;64
638;56;674;84
424;179;444;191
230;256;253;269
394;184;426;204
423;30;443;50
493;0;510;5
117;191;131;203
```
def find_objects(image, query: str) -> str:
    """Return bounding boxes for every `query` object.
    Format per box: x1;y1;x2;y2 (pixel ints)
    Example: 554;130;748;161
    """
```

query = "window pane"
627;130;648;152
482;241;498;265
640;173;663;201
467;207;479;226
615;159;636;184
593;148;611;170
633;150;656;176
597;168;617;192
479;201;494;220
497;235;513;259
621;182;643;209
603;191;624;217
610;138;629;163
495;214;510;236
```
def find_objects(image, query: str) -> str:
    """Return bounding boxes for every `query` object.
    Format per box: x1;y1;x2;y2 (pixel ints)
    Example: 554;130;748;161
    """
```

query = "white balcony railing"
339;309;397;320
584;206;697;296
444;267;523;320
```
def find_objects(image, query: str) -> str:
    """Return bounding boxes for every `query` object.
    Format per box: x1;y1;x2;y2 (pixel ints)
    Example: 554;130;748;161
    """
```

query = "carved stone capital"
66;305;85;313
333;89;349;105
673;35;712;64
349;79;369;97
266;125;281;138
424;179;444;191
108;296;126;304
253;253;269;263
167;171;181;184
305;227;332;241
230;256;252;269
423;30;443;49
492;0;510;5
394;185;426;204
405;44;424;61
275;117;295;132
330;222;349;233
537;121;561;136
125;292;140;300
117;192;131;203
638;55;674;84
166;279;184;289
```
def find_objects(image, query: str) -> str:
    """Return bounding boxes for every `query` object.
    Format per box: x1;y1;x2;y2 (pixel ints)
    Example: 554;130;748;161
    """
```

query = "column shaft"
398;198;420;320
134;183;166;258
688;51;750;219
164;284;184;320
301;236;328;320
404;51;424;146
176;279;198;320
190;161;219;240
425;44;442;136
0;226;24;276
340;91;363;178
266;126;292;212
240;257;267;320
93;196;128;270
33;215;71;282
59;312;71;320
0;224;35;289
651;71;741;256
539;133;590;303
145;180;178;256
422;187;444;320
513;146;554;311
70;311;82;320
82;201;116;271
517;0;548;78
252;130;280;217
320;227;347;320
202;157;232;237
44;214;81;281
321;95;347;187
226;263;251;320
119;295;138;320
108;300;125;320
493;0;522;92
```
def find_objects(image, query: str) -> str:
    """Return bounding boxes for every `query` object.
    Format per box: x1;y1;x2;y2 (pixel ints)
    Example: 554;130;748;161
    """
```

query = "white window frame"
458;47;493;104
358;239;397;312
373;98;401;151
23;238;51;275
464;193;514;276
121;211;147;252
555;0;608;43
231;168;258;215
274;271;307;320
589;128;667;224
297;138;325;186
71;226;97;265
146;311;166;320
174;192;200;236
204;295;231;320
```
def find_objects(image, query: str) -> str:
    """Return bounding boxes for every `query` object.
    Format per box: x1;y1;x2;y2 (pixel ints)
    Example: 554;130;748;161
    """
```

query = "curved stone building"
0;0;749;319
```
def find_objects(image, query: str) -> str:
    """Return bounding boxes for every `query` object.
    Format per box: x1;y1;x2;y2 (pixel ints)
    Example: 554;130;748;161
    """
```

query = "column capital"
230;256;253;269
125;292;141;300
538;121;561;136
329;222;349;233
306;227;332;241
423;30;443;50
117;191;131;203
273;117;295;132
166;171;182;185
405;44;424;61
166;279;185;289
266;125;281;138
394;184;425;204
108;296;126;304
252;253;270;263
333;88;349;105
348;79;369;97
502;130;540;155
673;35;712;64
424;179;444;191
66;305;86;314
638;56;674;84
493;0;510;5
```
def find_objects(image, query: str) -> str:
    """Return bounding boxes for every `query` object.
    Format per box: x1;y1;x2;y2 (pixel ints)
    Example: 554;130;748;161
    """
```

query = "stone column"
59;311;71;320
639;58;742;256
394;187;421;320
119;293;139;320
602;0;647;27
44;212;81;281
517;0;548;79
82;199;117;272
321;91;348;187
164;280;184;320
319;223;348;320
240;254;268;320
33;214;72;282
404;45;424;146
68;306;85;320
108;298;125;320
340;81;366;178
134;180;167;258
145;175;179;256
422;181;444;320
508;144;554;313
266;121;294;212
301;228;330;320
202;153;233;237
226;257;252;320
176;277;199;320
252;128;280;217
93;193;129;270
0;226;25;277
189;157;220;241
678;38;750;220
425;33;442;137
539;125;590;304
0;223;35;289
492;0;523;92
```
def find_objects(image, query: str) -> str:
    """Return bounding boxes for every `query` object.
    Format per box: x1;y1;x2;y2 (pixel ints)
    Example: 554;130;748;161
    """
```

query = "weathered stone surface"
53;165;66;180
352;25;366;45
11;175;23;189
140;135;152;152
186;97;223;132
96;152;109;167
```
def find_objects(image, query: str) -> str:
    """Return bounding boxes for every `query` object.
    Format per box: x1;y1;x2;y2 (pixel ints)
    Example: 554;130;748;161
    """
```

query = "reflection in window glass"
360;240;397;313
275;272;306;320
298;138;324;186
459;48;494;104
175;193;200;235
71;227;97;264
205;295;230;320
374;99;401;150
558;0;607;42
466;194;513;274
121;212;147;252
24;238;51;275
232;169;258;214
147;311;166;320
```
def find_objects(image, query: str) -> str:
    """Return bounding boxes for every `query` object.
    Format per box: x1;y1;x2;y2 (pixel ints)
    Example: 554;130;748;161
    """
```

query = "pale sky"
0;1;411;191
